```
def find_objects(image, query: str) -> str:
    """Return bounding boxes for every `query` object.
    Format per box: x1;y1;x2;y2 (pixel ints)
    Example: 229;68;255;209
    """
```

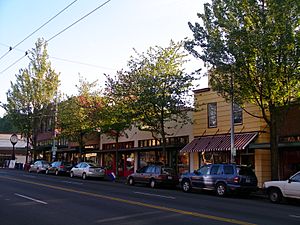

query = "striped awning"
180;132;258;153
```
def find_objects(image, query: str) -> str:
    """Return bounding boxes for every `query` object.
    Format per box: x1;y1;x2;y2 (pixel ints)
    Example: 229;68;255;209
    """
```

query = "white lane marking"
289;215;300;218
61;181;83;185
14;193;48;205
96;211;161;223
134;191;176;199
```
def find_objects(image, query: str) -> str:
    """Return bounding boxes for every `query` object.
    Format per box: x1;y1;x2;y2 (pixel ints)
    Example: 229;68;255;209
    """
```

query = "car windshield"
162;168;175;175
237;166;255;176
87;163;101;168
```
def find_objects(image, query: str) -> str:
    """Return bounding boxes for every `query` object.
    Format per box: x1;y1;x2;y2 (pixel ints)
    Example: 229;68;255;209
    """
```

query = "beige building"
181;88;271;187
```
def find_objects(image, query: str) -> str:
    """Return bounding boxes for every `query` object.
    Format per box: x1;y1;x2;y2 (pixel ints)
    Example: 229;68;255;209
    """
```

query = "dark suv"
46;161;73;176
179;164;258;196
127;164;179;188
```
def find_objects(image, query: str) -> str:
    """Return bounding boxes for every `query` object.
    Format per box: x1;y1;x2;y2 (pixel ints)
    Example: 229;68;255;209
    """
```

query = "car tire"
70;171;74;178
55;170;59;176
82;173;87;180
36;168;40;174
182;180;191;192
216;183;227;197
150;179;156;188
128;177;134;186
269;188;282;203
45;169;49;175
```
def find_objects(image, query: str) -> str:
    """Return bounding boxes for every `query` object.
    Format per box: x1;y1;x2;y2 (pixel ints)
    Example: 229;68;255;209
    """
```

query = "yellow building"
181;88;271;187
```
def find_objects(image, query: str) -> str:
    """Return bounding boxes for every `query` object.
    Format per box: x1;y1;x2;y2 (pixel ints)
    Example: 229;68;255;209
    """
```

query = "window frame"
233;103;243;125
207;102;217;128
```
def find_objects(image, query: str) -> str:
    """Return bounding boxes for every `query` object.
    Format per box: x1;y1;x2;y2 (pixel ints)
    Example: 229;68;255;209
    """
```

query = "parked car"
127;164;179;188
179;164;258;196
28;160;50;173
70;162;105;180
263;171;300;203
46;161;73;176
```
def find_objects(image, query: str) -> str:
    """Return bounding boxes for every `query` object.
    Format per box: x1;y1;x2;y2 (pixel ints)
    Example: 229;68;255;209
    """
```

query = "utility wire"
0;43;115;72
0;0;78;61
0;52;28;74
0;0;112;74
47;0;111;43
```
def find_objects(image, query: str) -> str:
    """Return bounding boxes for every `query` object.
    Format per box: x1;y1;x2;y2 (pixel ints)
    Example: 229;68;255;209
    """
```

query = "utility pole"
52;92;58;161
230;74;236;163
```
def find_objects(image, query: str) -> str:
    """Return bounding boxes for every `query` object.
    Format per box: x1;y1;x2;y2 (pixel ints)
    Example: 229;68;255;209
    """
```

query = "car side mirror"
288;178;293;183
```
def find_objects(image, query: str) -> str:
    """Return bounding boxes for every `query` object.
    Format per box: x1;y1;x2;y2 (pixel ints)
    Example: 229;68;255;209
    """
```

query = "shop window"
208;103;217;128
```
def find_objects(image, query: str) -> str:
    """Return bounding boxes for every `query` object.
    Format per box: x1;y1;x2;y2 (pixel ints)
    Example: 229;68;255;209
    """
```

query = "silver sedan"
70;162;105;180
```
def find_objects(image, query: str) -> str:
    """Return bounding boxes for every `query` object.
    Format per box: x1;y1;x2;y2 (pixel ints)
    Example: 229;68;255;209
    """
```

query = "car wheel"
55;170;59;176
45;169;49;175
150;179;156;188
128;177;134;186
216;183;227;197
182;180;191;192
82;173;87;180
269;188;282;203
70;171;74;178
36;168;40;174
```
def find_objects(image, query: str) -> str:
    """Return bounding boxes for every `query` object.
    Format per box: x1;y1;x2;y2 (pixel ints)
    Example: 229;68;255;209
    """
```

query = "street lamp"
10;133;18;160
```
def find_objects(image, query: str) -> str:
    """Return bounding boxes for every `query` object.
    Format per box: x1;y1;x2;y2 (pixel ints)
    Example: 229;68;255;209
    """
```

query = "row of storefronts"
30;88;300;188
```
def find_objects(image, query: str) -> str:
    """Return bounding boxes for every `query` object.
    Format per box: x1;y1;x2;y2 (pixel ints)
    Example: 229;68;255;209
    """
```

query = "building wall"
100;111;194;147
193;88;271;187
193;89;269;143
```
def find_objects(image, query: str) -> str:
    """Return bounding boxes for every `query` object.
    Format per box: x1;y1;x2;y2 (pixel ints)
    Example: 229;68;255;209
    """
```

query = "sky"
0;0;209;117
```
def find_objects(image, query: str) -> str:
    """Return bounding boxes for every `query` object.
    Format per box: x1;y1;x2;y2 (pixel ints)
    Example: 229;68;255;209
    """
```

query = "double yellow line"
1;176;255;225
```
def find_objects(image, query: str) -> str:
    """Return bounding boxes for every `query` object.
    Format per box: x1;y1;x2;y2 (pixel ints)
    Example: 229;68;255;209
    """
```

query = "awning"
180;132;258;153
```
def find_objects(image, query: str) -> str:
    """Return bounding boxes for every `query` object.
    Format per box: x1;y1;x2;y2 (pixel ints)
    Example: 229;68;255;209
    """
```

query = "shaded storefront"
180;132;258;167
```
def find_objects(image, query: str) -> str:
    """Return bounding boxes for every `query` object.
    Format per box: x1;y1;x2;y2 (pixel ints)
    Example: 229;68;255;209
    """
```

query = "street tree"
185;0;300;179
5;38;60;160
105;41;196;165
57;77;103;160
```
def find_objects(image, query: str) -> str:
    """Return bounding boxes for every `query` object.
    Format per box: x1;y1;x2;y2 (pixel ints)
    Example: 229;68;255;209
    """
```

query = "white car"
263;171;300;203
70;162;105;180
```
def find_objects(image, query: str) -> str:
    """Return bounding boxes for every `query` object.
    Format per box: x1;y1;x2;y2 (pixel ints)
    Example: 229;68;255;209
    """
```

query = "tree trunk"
270;108;280;180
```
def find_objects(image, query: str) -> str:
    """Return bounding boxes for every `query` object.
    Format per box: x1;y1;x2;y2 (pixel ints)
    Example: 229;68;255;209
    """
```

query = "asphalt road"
0;169;299;225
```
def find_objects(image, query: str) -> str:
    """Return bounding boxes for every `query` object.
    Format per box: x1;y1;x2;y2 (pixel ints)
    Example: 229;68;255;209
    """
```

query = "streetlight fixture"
10;133;18;160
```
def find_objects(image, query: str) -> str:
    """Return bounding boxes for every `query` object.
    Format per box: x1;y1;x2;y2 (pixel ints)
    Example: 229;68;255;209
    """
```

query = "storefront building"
181;88;271;187
99;112;193;177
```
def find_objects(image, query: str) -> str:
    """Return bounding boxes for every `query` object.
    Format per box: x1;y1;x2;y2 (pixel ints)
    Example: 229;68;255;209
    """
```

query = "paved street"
0;169;299;225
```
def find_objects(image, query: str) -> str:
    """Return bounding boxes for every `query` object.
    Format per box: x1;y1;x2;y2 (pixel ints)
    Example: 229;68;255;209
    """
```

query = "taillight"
234;176;240;183
59;165;64;168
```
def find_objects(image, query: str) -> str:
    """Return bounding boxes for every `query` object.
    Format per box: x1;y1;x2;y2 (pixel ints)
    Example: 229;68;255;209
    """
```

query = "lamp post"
10;133;18;160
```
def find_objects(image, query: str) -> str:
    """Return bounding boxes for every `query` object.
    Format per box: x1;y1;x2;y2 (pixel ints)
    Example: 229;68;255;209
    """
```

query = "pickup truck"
263;171;300;203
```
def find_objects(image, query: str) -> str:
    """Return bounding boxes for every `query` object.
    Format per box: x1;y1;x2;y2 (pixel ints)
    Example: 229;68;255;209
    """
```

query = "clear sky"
0;0;209;117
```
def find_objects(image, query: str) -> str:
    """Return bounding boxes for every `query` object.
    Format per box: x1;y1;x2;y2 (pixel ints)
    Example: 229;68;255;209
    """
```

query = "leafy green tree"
57;77;103;160
105;41;196;165
185;0;300;179
0;115;18;132
5;38;60;160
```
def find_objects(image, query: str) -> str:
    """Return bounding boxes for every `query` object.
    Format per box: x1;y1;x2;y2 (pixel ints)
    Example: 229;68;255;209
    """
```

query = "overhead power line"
0;0;78;62
0;43;115;73
47;0;111;43
0;0;112;75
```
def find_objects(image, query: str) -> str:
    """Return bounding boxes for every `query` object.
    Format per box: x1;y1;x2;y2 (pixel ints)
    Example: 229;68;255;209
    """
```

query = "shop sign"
280;135;300;143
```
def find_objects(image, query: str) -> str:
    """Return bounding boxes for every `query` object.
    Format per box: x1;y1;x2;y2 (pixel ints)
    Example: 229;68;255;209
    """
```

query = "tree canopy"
105;41;196;164
5;38;60;154
185;0;300;179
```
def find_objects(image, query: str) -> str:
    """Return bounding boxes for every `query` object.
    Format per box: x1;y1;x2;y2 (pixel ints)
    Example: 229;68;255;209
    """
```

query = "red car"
127;164;179;188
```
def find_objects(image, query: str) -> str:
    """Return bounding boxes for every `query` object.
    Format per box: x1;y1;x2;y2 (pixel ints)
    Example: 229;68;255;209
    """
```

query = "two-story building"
181;88;272;187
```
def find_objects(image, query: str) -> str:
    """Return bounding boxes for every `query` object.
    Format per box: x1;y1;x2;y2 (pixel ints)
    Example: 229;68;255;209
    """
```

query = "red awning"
180;132;258;153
